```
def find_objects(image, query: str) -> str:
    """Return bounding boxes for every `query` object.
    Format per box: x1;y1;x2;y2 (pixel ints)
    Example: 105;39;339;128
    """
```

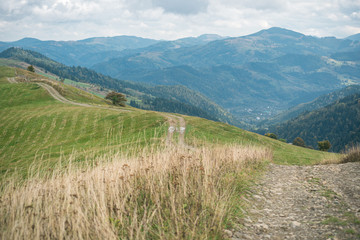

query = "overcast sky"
1;0;359;41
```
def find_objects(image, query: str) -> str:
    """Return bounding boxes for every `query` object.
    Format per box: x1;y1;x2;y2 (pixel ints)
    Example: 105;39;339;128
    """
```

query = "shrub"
27;65;35;72
318;140;331;152
265;133;277;139
105;91;127;107
341;145;360;163
293;137;306;147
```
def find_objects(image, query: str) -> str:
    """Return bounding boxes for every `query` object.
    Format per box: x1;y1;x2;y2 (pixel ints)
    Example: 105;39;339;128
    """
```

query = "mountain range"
1;27;359;126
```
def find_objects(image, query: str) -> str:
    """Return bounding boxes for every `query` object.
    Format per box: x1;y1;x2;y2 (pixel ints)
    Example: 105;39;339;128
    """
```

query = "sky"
0;0;360;41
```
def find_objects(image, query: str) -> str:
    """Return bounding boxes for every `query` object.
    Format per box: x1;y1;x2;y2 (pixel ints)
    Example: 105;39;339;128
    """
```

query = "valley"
0;26;359;239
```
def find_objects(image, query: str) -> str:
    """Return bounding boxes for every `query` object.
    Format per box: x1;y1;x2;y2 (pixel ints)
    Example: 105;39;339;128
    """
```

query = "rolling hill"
0;65;334;177
0;47;239;127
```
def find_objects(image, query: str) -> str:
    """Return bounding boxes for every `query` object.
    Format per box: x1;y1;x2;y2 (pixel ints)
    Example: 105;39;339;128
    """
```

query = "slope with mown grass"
0;66;167;178
0;65;337;179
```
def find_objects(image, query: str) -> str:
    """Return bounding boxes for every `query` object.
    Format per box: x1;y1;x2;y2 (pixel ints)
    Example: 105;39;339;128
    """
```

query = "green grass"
0;66;16;83
0;67;167;178
322;216;347;226
0;59;19;67
1;64;337;180
61;83;110;105
183;115;336;165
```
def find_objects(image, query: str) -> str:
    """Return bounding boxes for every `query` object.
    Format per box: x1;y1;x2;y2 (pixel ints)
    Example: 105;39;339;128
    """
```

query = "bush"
341;146;360;163
105;91;127;107
318;140;331;152
265;133;277;139
293;137;306;147
27;65;35;72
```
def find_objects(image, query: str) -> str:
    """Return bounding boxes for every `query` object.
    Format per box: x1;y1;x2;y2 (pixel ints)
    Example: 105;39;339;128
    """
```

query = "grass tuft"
340;145;360;163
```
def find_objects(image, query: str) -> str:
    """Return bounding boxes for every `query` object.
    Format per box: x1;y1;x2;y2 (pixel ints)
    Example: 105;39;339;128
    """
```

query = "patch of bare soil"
227;163;360;240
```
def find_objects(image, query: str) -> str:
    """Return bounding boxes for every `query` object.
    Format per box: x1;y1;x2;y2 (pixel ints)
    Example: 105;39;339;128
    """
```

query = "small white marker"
168;126;175;133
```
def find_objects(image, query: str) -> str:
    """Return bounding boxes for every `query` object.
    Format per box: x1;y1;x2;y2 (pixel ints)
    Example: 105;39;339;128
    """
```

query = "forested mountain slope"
260;85;360;128
271;93;360;152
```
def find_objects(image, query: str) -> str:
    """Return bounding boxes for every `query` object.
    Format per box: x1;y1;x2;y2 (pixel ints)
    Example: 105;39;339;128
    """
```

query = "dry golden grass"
0;145;272;239
319;145;360;165
319;154;344;165
340;145;360;163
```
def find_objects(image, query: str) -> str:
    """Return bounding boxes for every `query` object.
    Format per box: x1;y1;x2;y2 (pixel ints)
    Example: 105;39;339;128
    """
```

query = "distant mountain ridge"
0;36;160;67
0;34;227;67
346;33;360;41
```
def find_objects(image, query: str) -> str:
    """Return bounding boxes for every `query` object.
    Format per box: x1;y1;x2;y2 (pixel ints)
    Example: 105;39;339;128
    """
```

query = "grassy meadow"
0;65;339;239
0;66;167;178
183;115;336;165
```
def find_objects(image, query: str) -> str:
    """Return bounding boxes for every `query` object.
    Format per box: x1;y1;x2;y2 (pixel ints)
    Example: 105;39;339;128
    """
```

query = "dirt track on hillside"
163;114;186;146
228;162;360;240
8;76;185;145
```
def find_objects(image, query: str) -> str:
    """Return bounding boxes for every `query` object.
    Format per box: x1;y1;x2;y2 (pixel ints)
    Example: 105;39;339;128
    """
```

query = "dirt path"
163;114;186;146
8;76;185;145
37;83;93;107
8;77;130;113
229;163;360;240
7;77;17;83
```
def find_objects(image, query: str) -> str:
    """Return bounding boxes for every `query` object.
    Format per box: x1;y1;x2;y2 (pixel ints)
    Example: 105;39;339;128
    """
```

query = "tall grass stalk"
0;145;272;239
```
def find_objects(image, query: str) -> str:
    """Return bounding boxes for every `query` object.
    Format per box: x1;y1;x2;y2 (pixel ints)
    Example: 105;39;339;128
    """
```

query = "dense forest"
259;85;360;128
271;93;360;152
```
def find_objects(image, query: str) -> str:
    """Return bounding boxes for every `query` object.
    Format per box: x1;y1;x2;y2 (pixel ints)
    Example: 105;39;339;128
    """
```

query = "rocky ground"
227;162;360;240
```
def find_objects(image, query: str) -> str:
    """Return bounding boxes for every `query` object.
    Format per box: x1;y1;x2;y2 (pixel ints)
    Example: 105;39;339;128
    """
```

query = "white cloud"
0;0;359;41
153;0;209;15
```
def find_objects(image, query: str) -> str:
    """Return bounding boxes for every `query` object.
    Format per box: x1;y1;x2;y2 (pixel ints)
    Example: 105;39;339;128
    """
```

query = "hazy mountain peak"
13;37;42;44
197;34;226;41
250;27;305;38
346;33;360;41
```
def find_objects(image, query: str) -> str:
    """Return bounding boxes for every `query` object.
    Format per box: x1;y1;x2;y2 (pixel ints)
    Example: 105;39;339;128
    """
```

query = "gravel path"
228;163;360;240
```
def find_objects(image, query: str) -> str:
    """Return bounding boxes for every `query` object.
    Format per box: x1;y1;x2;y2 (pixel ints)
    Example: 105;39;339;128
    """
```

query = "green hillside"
0;47;239;126
0;66;336;179
0;67;167;178
183;116;334;165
